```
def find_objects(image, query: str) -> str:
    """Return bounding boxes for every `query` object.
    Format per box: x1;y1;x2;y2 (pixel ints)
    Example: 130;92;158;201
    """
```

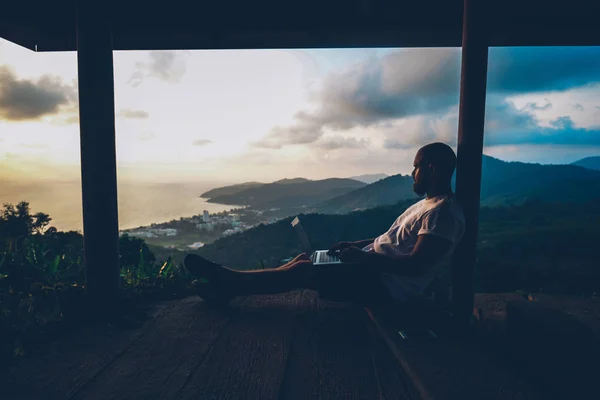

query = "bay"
0;180;238;232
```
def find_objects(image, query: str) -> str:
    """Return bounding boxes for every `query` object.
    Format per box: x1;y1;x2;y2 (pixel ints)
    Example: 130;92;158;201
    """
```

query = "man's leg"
313;263;395;306
185;254;393;306
185;253;315;297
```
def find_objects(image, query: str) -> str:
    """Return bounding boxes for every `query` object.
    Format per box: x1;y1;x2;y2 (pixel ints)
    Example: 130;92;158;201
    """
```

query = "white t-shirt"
362;193;465;302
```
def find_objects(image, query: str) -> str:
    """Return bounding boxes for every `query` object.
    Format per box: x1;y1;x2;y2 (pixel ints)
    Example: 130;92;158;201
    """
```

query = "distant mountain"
273;178;311;185
312;155;600;213
478;156;600;206
200;182;264;199
348;174;389;184
204;178;366;209
314;174;418;214
571;156;600;171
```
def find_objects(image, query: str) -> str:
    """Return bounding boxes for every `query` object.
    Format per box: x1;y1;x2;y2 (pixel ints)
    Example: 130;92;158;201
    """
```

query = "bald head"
417;142;457;180
411;142;456;196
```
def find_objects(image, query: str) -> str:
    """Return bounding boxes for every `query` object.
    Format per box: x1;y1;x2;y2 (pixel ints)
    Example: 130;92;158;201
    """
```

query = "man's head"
411;142;457;196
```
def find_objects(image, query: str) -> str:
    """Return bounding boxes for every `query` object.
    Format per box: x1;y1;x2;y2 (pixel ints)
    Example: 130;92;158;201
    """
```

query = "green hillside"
313;155;600;213
314;174;418;214
200;182;265;199
571;156;600;171
204;178;366;209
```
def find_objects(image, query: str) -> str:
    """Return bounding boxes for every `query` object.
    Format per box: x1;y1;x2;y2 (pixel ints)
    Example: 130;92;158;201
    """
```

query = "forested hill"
312;155;600;213
202;178;366;209
196;199;417;269
314;174;417;214
200;182;264;199
571;156;600;171
478;155;600;205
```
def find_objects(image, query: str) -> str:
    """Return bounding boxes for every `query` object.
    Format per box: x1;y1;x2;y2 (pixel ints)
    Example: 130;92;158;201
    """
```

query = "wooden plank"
177;292;303;400
368;324;418;400
279;291;380;400
451;0;489;327
72;296;231;400
367;309;541;400
0;301;173;400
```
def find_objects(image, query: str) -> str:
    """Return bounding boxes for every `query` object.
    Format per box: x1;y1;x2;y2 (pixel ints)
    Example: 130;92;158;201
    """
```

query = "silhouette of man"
185;142;465;305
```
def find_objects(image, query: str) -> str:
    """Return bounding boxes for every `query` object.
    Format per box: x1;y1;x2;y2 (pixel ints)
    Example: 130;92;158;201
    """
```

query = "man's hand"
327;241;354;255
338;246;365;263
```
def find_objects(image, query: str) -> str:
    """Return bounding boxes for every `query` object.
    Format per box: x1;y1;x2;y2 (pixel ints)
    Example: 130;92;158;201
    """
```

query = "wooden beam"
451;0;488;328
76;1;120;307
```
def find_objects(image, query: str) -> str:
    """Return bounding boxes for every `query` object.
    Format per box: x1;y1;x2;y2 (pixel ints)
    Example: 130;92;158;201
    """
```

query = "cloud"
118;109;149;119
312;136;370;150
383;139;412;150
523;101;552;111
483;97;600;147
378;95;600;150
573;103;584;111
192;139;212;146
382;113;458;150
487;47;600;94
128;51;187;87
254;49;461;149
252;111;327;148
257;47;600;149
490;117;600;146
0;66;78;121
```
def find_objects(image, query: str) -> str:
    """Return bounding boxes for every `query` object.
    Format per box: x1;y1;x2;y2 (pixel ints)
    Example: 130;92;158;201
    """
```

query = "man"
185;142;465;306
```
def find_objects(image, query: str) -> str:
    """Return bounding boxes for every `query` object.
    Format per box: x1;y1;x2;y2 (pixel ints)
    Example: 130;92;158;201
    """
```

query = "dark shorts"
312;263;395;306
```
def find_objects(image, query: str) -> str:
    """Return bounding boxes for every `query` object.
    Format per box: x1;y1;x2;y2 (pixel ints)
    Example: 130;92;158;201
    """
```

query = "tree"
0;202;52;238
119;234;157;276
32;212;52;234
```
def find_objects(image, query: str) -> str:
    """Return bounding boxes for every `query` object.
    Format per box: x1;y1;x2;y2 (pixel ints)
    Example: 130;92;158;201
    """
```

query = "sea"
0;180;239;232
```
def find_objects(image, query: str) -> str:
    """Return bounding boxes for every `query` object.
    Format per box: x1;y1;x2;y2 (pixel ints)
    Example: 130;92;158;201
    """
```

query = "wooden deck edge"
365;308;433;400
365;307;542;400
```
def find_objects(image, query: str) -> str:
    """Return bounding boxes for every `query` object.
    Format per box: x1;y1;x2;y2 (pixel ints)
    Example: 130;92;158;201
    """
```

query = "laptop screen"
291;216;312;253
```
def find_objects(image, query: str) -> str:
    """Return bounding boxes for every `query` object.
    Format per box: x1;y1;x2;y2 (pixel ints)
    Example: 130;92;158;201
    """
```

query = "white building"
203;210;210;222
196;223;215;231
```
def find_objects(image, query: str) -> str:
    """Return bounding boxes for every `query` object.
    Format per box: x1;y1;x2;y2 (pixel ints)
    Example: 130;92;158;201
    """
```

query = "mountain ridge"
571;156;600;171
347;173;389;184
313;155;600;213
203;178;366;209
200;155;600;212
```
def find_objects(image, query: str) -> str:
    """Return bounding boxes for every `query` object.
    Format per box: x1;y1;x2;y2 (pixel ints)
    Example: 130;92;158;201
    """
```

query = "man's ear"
428;163;436;174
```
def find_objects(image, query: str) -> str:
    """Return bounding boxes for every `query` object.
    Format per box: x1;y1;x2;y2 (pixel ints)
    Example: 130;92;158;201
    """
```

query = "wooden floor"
1;290;418;400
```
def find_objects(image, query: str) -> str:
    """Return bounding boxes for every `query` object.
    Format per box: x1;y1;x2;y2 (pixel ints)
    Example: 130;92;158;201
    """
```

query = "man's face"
411;151;430;196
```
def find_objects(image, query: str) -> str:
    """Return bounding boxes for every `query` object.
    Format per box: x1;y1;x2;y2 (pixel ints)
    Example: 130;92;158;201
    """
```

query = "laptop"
291;216;357;265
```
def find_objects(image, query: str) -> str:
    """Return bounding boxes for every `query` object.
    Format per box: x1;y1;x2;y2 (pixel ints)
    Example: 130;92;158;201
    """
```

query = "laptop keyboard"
315;251;340;264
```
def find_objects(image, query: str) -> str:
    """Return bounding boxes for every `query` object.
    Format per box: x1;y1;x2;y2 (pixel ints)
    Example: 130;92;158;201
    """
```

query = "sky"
1;38;600;185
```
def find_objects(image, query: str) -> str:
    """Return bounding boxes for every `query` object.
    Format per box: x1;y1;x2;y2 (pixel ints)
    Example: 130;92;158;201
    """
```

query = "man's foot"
184;254;238;304
184;254;237;281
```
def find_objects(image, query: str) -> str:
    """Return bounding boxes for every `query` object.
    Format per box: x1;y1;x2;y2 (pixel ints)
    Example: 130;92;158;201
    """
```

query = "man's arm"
352;238;376;248
339;234;453;277
328;238;375;254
